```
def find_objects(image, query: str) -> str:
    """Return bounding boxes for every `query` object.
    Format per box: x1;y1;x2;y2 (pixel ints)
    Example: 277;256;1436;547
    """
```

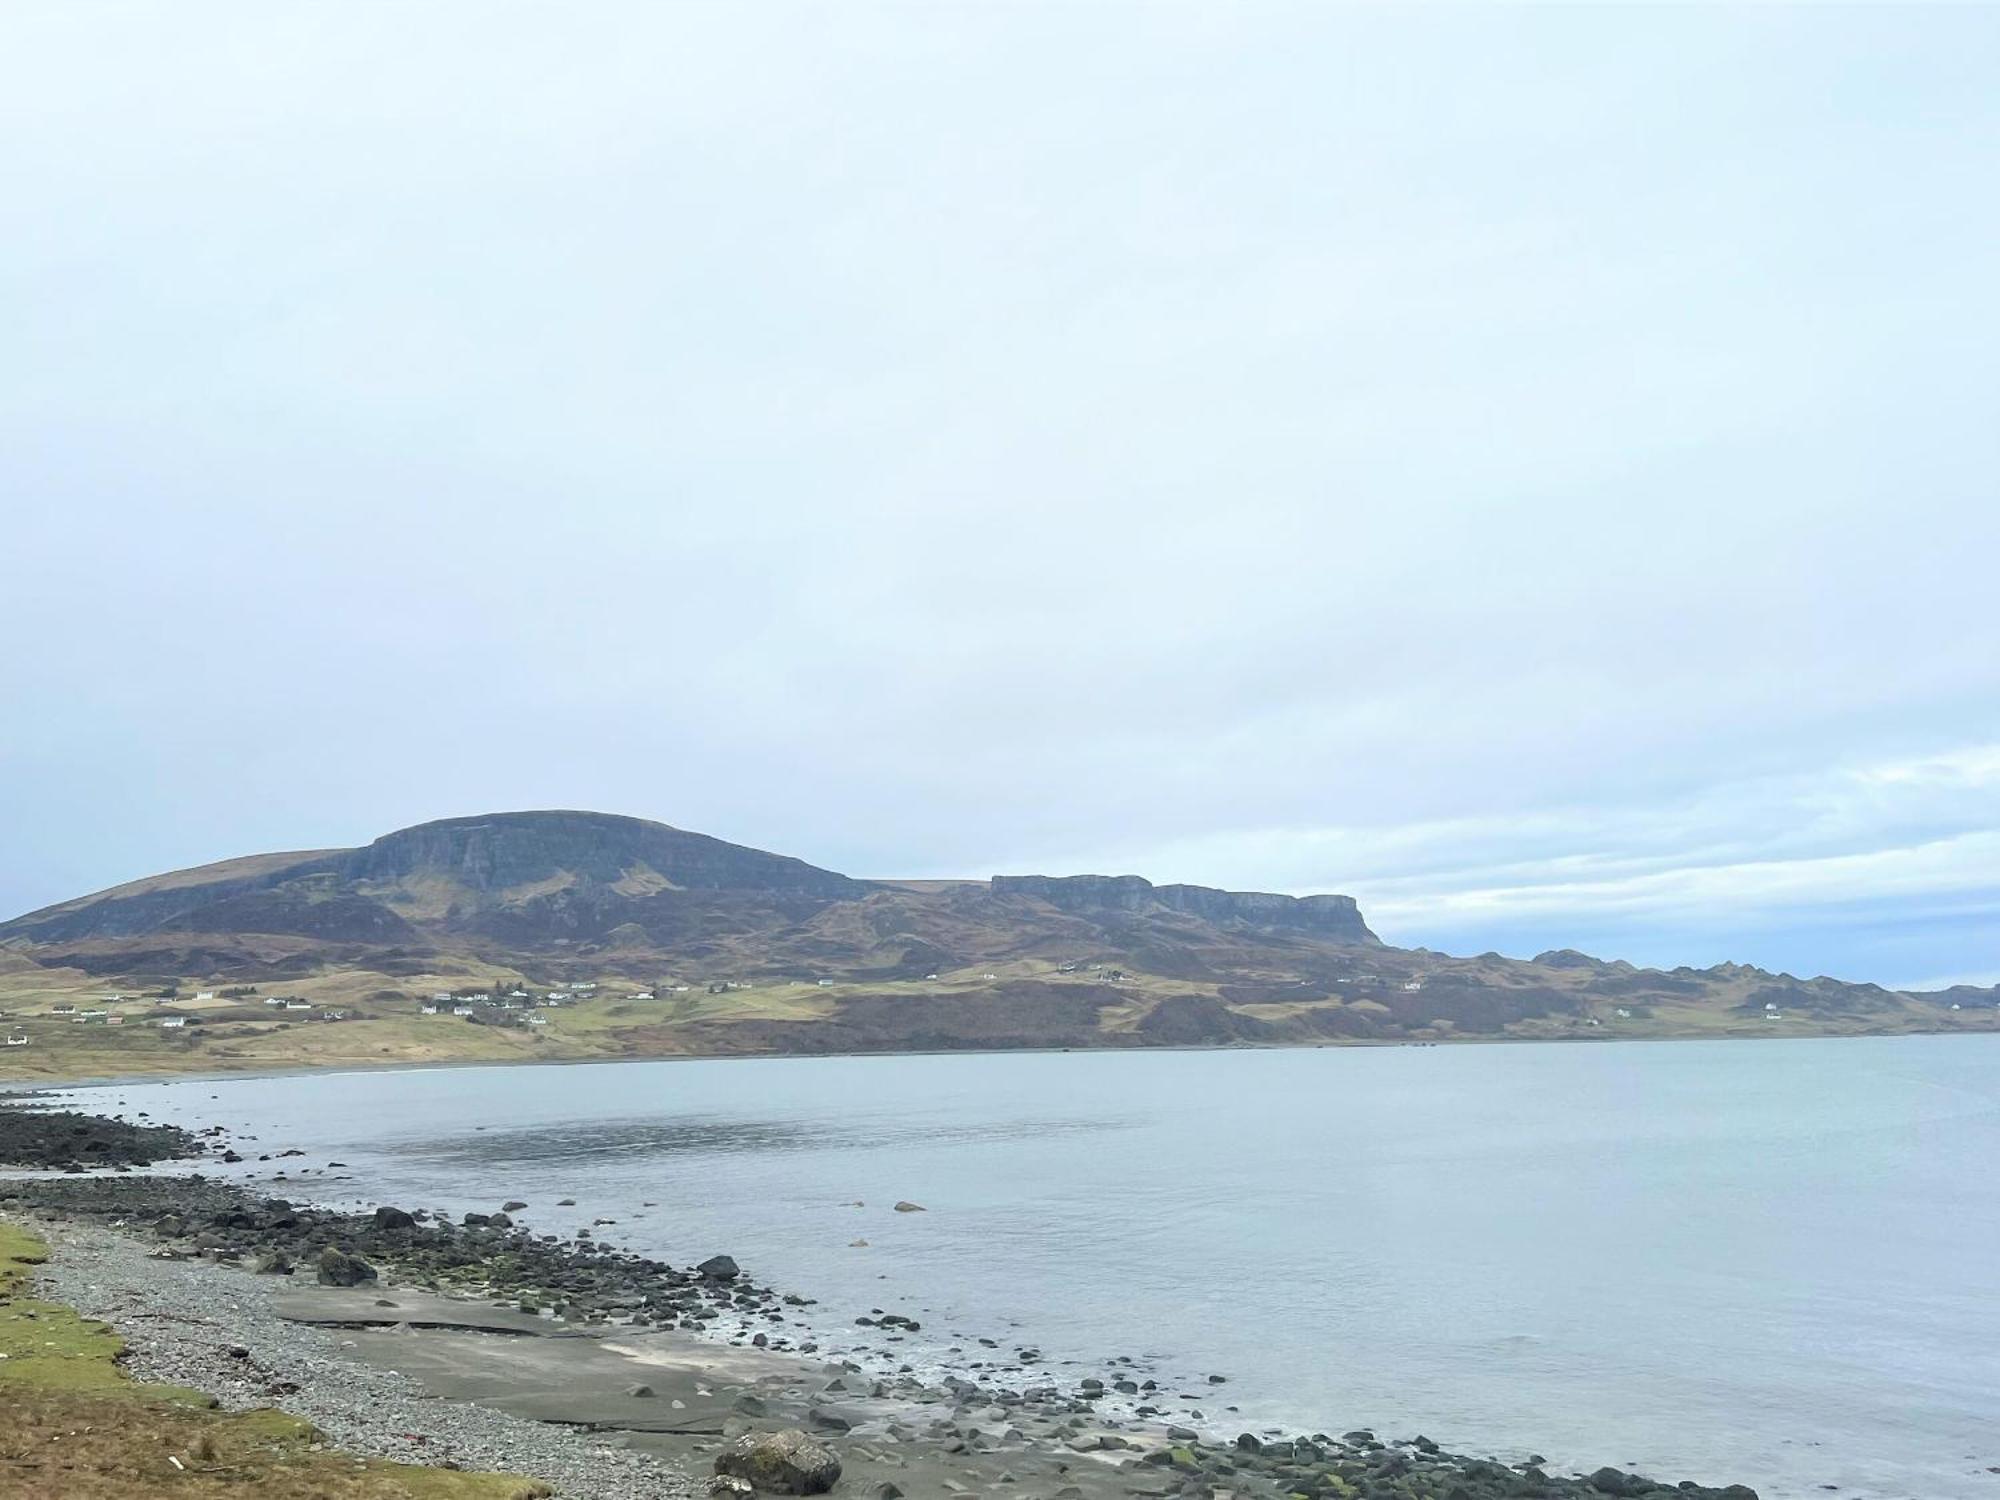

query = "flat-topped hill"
0;810;1990;1078
0;810;1382;983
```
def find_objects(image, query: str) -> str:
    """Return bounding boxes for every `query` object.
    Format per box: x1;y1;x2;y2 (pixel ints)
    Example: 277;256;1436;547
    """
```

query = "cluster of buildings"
28;990;347;1035
5;973;793;1052
1049;963;1130;982
414;977;729;1029
420;988;567;1028
46;1005;127;1025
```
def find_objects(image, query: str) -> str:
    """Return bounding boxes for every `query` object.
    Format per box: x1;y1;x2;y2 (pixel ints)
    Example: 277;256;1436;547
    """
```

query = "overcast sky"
4;5;1998;988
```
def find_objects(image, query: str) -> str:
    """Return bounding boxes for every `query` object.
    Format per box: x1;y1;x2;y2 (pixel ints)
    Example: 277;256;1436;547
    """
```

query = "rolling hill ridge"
0;810;1992;1077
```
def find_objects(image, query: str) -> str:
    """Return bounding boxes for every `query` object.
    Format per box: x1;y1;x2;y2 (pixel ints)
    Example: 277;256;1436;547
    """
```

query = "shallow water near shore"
47;1034;2000;1500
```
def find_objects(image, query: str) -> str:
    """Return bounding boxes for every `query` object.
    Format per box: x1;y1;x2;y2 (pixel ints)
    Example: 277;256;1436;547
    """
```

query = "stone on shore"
315;1246;376;1286
714;1428;843;1494
699;1253;741;1280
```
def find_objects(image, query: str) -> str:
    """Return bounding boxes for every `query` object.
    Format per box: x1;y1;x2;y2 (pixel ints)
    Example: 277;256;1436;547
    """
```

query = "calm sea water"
50;1035;2000;1499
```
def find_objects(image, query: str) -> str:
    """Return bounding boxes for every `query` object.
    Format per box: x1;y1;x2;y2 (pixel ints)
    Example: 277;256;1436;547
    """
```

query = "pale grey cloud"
1046;743;2000;985
2;4;1997;985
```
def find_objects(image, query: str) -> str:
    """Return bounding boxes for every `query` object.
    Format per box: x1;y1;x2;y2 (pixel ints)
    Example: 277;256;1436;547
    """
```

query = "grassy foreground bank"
0;1222;550;1500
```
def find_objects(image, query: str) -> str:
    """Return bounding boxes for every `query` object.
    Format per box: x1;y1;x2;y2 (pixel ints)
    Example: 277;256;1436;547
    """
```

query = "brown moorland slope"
0;810;1992;1080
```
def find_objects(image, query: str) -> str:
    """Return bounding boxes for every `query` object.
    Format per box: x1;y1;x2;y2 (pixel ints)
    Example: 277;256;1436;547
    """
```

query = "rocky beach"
0;1093;1766;1500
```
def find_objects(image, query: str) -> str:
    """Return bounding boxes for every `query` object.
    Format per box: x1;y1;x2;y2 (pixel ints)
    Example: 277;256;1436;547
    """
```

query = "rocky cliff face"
0;812;1379;971
0;812;863;948
337;811;862;897
988;874;1377;942
988;874;1157;912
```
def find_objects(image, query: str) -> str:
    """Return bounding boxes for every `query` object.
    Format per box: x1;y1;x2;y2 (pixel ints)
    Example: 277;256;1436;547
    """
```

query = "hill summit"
0;809;1374;965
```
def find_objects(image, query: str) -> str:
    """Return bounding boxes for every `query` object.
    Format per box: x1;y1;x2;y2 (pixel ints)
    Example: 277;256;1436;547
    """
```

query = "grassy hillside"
1;949;1991;1085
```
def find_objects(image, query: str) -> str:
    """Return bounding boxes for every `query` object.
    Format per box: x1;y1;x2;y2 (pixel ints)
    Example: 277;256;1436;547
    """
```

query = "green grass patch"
0;1219;552;1499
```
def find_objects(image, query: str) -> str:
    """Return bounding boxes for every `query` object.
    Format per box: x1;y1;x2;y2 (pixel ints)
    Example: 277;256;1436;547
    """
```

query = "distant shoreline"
8;1022;1997;1097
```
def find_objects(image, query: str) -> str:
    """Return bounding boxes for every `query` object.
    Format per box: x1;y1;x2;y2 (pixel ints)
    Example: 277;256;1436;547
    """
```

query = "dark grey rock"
314;1247;376;1287
714;1428;842;1494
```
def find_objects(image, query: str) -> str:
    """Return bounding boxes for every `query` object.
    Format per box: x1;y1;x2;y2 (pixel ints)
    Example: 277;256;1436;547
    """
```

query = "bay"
56;1034;2000;1499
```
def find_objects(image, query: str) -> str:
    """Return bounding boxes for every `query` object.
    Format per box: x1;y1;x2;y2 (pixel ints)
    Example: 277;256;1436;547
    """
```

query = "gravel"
33;1219;691;1500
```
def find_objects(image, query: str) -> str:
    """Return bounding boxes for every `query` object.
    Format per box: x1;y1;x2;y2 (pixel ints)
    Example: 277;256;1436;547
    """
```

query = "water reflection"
389;1111;1126;1166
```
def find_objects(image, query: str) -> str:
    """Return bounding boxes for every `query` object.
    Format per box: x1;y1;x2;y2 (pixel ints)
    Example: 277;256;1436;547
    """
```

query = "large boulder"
698;1254;741;1280
316;1247;377;1287
372;1205;416;1231
713;1429;842;1494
